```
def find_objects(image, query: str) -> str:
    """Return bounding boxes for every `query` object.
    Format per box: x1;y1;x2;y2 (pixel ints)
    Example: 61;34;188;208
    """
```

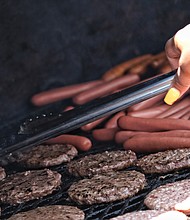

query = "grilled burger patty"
144;179;190;213
8;205;85;220
136;148;190;174
0;169;61;205
110;210;188;220
0;167;6;180
68;170;145;205
67;150;137;177
16;144;78;168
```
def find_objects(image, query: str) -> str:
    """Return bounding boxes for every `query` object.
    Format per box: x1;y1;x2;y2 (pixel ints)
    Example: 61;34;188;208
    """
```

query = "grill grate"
1;141;190;219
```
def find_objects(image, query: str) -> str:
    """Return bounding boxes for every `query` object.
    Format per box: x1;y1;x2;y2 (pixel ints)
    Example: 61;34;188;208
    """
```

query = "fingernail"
164;88;181;105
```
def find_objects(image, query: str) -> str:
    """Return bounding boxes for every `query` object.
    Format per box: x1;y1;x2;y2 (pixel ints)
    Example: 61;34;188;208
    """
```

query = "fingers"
164;24;190;105
165;37;180;69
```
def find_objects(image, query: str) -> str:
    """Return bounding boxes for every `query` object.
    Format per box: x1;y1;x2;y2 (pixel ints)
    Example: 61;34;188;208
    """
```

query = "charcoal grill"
1;128;190;220
1;1;190;219
1;119;190;220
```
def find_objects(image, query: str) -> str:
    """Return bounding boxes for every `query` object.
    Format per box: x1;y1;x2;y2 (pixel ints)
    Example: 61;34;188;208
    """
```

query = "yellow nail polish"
164;88;180;105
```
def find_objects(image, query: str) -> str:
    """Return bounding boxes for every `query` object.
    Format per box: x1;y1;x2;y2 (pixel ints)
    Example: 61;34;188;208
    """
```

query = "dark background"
0;0;190;125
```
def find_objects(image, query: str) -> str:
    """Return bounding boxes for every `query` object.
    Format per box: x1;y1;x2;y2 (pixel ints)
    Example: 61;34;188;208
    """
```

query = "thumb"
164;52;190;105
164;24;190;105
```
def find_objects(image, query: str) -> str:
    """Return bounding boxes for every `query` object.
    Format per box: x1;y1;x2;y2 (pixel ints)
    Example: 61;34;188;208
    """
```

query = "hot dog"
63;106;74;111
128;52;166;76
45;134;92;151
104;111;125;128
128;93;165;112
118;115;190;132
115;129;190;144
31;80;102;106
156;96;190;118
127;105;170;118
81;117;108;131
150;51;167;68
129;58;152;75
73;74;140;105
123;136;190;153
181;112;190;120
115;130;149;144
158;61;172;74
102;54;152;81
92;128;119;141
130;130;190;138
167;106;190;119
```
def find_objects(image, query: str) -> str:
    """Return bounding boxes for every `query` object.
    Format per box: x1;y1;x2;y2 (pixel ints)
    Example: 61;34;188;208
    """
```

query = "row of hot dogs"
30;51;190;153
31;51;170;106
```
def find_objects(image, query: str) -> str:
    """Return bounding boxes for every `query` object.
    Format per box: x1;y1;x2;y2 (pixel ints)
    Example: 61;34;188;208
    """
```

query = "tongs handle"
0;70;176;157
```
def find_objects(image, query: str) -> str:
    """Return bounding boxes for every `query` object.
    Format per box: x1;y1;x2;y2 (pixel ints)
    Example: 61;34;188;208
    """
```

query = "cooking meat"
0;167;6;180
68;170;145;205
110;210;187;220
16;144;78;168
67;150;137;177
0;169;61;205
144;179;190;214
8;205;85;220
136;148;190;174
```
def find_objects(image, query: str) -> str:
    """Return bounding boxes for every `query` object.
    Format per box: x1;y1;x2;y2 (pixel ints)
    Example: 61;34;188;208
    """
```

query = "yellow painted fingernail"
164;88;180;105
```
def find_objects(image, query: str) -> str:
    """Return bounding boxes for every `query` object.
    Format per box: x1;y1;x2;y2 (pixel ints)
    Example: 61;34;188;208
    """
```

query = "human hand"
164;24;190;105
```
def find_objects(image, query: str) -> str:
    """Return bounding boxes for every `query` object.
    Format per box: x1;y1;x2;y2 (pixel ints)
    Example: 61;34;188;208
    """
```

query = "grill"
1;130;190;219
1;1;190;219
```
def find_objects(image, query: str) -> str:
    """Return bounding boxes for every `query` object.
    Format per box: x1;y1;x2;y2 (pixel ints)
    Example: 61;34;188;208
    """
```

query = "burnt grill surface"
1;139;190;220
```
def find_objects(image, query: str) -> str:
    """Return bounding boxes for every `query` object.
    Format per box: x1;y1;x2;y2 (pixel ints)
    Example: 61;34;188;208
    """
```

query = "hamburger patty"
8;205;85;220
16;144;78;168
136;148;190;174
68;170;145;205
144;178;190;214
0;167;6;180
0;169;61;205
110;210;187;220
67;150;137;177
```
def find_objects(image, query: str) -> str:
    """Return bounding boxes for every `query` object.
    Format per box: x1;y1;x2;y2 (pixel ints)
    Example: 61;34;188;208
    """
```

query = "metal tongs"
0;70;176;159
